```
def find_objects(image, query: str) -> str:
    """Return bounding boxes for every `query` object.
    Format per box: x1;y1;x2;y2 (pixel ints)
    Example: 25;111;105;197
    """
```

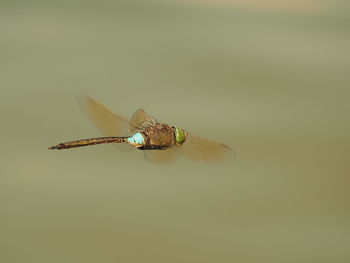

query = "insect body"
49;97;235;164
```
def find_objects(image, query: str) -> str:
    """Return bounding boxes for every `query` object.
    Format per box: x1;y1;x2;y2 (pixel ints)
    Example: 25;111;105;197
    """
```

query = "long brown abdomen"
49;137;127;150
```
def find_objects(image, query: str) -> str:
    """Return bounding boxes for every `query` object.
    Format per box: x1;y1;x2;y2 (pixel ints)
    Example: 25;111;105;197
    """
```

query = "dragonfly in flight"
49;97;235;164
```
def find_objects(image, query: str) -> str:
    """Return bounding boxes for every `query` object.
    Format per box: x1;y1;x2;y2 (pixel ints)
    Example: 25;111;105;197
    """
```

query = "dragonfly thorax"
129;123;178;150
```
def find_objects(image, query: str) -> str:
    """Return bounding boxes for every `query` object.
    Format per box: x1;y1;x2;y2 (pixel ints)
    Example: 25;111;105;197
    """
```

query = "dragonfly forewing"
179;132;235;164
129;108;158;134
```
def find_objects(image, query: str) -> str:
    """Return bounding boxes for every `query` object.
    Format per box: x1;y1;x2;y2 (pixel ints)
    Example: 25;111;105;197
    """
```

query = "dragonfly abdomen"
49;137;128;150
127;132;145;148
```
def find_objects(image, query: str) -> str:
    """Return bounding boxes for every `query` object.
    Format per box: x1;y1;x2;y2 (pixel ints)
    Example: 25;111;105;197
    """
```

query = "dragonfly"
49;97;235;164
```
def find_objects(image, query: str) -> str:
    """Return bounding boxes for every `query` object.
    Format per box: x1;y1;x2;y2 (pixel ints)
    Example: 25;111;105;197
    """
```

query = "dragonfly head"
174;127;187;145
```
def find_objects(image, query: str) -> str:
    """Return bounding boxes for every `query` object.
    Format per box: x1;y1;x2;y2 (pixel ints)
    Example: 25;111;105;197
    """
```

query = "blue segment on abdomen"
127;132;145;145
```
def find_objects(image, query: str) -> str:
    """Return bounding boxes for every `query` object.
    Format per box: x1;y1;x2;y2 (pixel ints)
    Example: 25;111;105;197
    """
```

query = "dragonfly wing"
129;108;158;133
80;96;137;151
143;147;179;165
179;132;235;164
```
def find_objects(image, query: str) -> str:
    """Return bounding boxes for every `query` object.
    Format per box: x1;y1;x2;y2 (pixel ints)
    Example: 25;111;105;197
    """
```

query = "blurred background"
1;0;349;262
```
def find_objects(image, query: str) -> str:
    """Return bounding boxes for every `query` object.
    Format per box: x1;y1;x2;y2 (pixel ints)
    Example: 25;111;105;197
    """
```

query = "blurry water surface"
1;1;349;262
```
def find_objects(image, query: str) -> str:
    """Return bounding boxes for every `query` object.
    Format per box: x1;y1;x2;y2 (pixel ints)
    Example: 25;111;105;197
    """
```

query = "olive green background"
1;1;349;262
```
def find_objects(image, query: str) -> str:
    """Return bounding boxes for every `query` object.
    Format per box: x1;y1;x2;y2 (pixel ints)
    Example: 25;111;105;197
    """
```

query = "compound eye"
175;127;186;144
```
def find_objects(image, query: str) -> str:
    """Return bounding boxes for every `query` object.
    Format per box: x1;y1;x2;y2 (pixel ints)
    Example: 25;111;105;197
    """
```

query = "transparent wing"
179;132;235;164
129;108;158;133
79;96;138;151
143;147;179;165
